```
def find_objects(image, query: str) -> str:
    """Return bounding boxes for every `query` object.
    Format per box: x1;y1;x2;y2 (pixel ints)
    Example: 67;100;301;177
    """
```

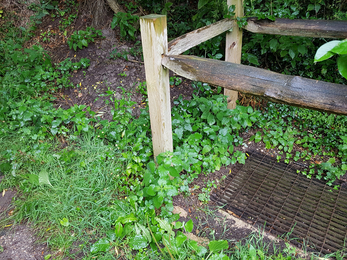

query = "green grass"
0;133;136;258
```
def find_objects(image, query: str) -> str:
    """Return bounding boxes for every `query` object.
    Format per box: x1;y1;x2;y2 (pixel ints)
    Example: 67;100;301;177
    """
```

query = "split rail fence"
139;0;347;160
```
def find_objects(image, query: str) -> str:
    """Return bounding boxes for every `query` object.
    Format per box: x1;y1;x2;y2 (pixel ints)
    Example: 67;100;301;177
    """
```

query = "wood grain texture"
168;18;234;55
162;55;347;115
245;17;347;38
224;0;243;109
140;15;173;159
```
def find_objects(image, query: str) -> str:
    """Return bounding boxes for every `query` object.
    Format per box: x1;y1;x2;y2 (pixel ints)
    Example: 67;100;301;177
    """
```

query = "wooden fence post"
224;0;243;109
140;15;173;160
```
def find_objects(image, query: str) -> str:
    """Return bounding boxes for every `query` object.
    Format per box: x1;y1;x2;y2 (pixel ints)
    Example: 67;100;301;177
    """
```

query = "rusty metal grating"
211;151;347;255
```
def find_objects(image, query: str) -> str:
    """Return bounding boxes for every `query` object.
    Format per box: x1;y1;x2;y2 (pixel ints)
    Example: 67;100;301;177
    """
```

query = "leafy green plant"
111;12;139;41
314;39;347;79
67;27;103;51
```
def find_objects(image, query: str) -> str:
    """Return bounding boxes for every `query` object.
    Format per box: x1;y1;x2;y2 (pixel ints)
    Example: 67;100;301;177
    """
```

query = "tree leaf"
208;240;229;253
337;55;347;80
314;40;340;62
147;184;157;196
331;39;347;55
90;238;110;253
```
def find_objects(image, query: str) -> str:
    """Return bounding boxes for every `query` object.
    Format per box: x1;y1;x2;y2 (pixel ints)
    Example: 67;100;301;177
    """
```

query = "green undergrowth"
1;5;347;260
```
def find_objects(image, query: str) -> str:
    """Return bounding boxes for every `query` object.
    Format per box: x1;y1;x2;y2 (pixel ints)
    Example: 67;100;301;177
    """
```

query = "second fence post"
225;0;243;109
140;15;173;160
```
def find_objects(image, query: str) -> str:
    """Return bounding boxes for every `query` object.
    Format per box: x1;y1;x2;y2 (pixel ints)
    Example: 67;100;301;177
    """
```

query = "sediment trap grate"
211;151;347;255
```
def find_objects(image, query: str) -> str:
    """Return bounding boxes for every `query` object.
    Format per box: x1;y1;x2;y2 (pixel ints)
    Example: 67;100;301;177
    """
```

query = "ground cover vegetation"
0;0;346;259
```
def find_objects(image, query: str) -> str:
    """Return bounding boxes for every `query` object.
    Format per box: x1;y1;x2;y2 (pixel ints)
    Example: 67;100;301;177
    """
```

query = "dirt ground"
1;3;346;260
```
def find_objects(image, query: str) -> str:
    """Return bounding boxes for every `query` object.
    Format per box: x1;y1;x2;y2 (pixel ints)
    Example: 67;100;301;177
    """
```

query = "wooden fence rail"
162;55;347;115
140;12;347;159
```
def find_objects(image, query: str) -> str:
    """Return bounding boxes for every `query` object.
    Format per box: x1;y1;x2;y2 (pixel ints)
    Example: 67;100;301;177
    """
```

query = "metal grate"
211;151;347;255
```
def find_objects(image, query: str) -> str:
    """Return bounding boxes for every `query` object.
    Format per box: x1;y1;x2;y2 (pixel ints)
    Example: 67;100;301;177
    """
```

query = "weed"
111;12;139;41
67;27;103;51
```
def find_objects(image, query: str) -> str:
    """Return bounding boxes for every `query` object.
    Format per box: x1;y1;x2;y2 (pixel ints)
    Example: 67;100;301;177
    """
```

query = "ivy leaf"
207;113;215;125
337;55;347;80
175;127;184;139
208;240;229;253
90;238;110;253
202;145;212;154
269;39;278;51
288;49;296;59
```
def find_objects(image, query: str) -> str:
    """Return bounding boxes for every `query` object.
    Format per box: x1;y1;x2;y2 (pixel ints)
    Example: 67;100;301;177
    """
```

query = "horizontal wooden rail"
162;55;347;115
245;18;347;38
168;18;234;55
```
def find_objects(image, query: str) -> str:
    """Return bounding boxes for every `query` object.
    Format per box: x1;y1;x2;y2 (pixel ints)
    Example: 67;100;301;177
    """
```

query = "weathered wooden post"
224;0;243;109
140;15;173;160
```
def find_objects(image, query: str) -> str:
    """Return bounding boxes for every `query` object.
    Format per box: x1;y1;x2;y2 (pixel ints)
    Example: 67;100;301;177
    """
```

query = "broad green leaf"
337;55;347;80
0;163;11;172
209;253;229;260
269;39;278;51
314;41;340;62
342;164;347;171
166;185;178;196
153;194;164;208
147;161;156;174
114;222;123;237
185;219;194;233
136;223;151;243
158;165;169;177
90;238;110;253
207;113;215;125
331;39;347;55
39;170;52;186
27;174;39;185
175;127;183;140
196;245;208;256
208;240;229;253
202;145;212;155
168;167;180;177
129;234;148;250
298;45;307;55
174;221;183;229
90;238;110;254
288;49;295;59
187;240;198;250
175;231;187;247
147;184;157;196
249;244;257;260
119;213;137;224
81;39;88;47
163;233;178;255
155;217;172;233
246;53;259;65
